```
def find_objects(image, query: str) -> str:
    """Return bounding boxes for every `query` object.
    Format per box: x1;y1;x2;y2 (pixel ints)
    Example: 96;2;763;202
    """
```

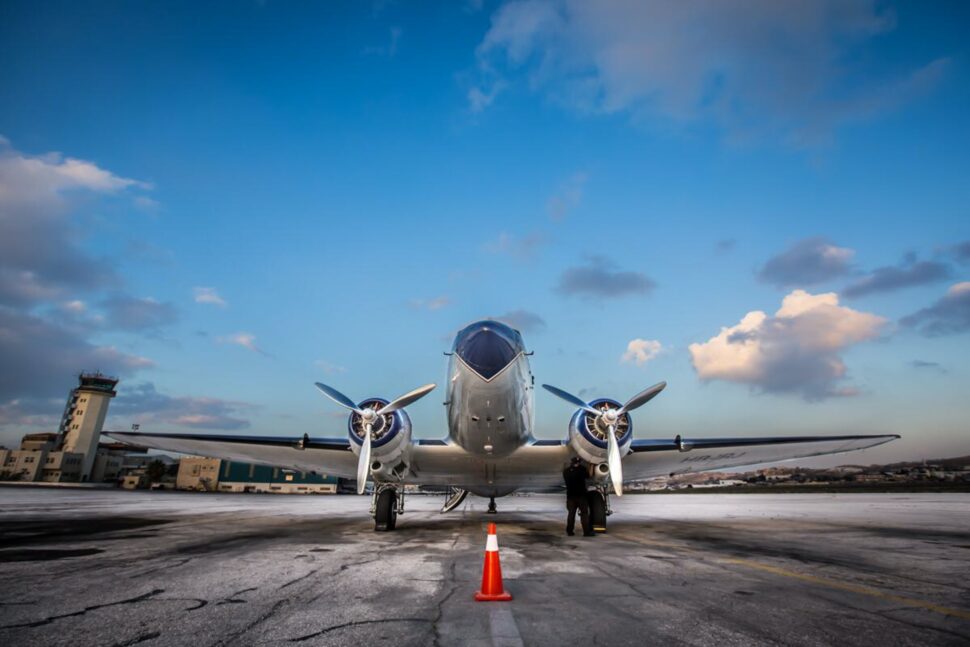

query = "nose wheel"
487;496;497;514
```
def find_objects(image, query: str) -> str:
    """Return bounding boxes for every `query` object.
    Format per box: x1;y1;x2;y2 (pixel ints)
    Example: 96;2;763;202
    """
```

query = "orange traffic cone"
474;522;512;601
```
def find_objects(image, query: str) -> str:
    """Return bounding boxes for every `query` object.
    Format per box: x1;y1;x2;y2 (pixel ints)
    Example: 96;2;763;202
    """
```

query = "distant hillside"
629;454;970;493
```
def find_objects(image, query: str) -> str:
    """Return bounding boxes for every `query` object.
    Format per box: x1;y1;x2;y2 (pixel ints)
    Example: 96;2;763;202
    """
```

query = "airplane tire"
375;489;397;532
588;491;607;533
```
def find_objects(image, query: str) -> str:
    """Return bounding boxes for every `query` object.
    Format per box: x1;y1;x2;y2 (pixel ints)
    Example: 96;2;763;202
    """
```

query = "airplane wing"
622;433;900;481
105;430;899;489
104;431;359;478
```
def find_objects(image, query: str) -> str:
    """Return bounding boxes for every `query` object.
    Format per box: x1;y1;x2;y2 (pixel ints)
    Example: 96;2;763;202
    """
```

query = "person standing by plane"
563;457;594;536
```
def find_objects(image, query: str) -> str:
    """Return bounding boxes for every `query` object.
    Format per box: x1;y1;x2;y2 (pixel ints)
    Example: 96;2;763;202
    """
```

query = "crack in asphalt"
277;568;319;590
209;598;289;647
128;557;195;579
109;630;162;647
158;597;208;611
841;601;970;642
430;561;459;647
217;587;259;605
288;618;431;642
0;589;166;629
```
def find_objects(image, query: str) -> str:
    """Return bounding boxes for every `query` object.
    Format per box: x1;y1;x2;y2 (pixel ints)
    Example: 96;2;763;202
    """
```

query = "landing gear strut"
487;496;497;514
373;484;400;532
589;487;611;533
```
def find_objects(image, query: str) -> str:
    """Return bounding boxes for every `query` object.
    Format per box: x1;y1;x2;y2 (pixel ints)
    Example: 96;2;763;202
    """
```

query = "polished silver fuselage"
446;351;534;458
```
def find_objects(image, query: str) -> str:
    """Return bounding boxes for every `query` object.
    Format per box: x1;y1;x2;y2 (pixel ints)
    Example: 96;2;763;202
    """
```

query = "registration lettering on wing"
680;451;747;464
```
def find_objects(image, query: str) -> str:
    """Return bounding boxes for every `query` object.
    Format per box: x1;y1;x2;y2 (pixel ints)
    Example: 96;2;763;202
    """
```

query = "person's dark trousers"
566;496;591;535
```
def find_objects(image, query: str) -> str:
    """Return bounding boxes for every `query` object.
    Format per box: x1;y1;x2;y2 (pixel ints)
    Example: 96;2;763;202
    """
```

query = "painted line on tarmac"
612;531;970;622
720;557;970;621
488;604;524;647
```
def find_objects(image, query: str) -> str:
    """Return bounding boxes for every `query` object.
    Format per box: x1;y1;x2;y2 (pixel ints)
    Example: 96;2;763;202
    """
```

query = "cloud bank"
758;237;854;288
689;289;885;400
474;0;946;146
112;382;252;430
556;256;655;299
0;137;161;426
496;309;547;333
842;258;950;298
900;282;970;337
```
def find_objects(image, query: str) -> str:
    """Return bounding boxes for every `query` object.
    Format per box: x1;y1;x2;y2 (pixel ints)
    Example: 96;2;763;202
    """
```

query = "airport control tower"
58;372;118;481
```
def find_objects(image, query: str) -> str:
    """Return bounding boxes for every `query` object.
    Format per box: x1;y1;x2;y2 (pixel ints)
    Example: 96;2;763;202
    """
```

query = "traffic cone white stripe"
486;533;499;552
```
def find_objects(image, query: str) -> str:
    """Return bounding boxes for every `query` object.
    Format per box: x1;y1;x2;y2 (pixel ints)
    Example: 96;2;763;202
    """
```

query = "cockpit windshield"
453;320;525;379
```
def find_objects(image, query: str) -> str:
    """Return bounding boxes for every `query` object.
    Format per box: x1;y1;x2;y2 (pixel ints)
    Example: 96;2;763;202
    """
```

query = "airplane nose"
456;326;517;380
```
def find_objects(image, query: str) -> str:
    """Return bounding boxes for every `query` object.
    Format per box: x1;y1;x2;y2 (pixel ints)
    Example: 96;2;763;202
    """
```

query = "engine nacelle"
568;398;633;465
347;398;412;478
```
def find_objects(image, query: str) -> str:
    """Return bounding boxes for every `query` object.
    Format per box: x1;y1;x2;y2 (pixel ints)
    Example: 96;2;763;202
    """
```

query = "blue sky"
1;0;968;464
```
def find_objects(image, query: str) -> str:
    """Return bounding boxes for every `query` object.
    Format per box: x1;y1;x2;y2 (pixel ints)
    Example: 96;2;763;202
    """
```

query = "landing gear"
487;496;497;514
374;487;398;532
589;490;608;533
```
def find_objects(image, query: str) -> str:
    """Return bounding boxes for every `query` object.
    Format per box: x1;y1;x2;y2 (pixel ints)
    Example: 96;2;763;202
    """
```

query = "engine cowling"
347;397;412;478
568;398;633;465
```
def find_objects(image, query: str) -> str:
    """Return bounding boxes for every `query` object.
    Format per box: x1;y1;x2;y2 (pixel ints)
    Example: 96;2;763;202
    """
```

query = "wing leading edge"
104;431;358;478
624;433;900;480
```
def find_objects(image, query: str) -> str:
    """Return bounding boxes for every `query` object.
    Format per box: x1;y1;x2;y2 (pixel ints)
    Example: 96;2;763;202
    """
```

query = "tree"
146;459;166;483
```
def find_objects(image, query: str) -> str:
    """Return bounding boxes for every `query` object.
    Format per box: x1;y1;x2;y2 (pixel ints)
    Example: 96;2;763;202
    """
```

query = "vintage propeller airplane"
107;319;898;531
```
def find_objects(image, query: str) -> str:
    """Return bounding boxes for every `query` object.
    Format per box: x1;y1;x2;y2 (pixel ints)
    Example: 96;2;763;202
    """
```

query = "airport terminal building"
177;457;338;494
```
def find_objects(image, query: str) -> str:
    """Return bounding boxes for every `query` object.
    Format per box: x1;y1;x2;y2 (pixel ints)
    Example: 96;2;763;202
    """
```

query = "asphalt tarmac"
0;489;968;646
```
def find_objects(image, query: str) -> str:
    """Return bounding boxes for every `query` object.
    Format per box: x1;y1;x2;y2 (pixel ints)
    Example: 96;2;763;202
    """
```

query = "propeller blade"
617;381;667;416
376;383;437;416
356;423;372;495
606;424;623;497
541;384;601;416
315;382;363;414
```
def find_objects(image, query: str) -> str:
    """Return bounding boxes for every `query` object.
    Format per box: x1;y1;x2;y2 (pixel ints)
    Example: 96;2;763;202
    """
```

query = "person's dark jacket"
563;464;588;498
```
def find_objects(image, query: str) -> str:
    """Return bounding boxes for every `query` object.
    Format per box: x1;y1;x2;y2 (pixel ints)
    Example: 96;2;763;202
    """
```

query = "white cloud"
314;359;347;375
949;282;970;297
62;300;86;313
193;287;228;307
689;290;885;400
134;196;160;211
484;231;548;259
468;82;506;112
409;296;452;311
621;338;663;366
218;332;266;355
0;139;149;211
474;1;947;146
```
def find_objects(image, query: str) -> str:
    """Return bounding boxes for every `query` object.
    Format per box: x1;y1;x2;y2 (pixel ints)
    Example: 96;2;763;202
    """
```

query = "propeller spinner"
315;382;436;494
542;381;666;496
